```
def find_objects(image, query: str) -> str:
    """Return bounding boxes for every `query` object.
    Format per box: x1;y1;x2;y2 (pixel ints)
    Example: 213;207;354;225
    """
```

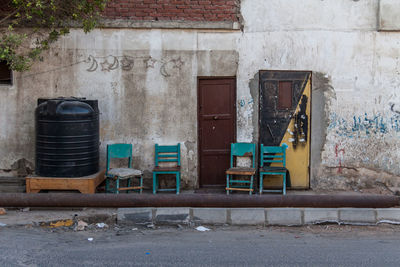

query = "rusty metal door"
198;78;236;187
259;71;311;189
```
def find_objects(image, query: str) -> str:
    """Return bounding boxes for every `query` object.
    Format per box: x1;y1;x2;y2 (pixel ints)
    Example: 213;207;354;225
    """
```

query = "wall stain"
248;72;259;144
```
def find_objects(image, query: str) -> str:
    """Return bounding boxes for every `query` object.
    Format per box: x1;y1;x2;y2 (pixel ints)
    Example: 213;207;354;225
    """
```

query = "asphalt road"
1;225;400;266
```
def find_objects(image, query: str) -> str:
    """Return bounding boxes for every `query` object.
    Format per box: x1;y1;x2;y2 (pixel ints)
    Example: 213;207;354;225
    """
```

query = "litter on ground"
96;223;108;228
195;226;210;232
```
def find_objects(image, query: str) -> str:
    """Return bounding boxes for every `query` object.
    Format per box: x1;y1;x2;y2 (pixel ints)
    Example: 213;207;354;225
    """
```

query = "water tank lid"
36;97;98;118
37;97;87;105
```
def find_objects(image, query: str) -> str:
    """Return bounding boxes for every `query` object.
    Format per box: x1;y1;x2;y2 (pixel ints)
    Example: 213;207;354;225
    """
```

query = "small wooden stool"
25;170;106;194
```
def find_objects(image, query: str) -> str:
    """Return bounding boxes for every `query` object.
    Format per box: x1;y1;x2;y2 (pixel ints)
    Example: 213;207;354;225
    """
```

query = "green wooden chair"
105;144;143;194
153;143;181;194
226;143;256;195
259;144;288;195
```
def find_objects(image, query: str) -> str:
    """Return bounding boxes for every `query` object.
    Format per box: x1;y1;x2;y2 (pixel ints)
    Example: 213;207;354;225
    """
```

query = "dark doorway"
198;78;236;187
0;61;12;85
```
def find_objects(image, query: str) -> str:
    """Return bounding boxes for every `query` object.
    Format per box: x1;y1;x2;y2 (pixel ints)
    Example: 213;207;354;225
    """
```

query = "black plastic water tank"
35;97;99;177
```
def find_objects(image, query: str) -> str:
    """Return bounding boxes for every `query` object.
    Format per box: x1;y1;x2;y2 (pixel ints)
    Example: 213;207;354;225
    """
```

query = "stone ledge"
98;19;241;30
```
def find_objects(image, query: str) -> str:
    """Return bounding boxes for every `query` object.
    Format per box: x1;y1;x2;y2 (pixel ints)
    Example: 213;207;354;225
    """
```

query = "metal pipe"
0;193;398;208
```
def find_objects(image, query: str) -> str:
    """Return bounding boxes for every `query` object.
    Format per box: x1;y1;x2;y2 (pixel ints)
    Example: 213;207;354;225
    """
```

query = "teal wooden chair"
105;144;143;194
226;143;256;195
259;144;288;195
153;143;181;194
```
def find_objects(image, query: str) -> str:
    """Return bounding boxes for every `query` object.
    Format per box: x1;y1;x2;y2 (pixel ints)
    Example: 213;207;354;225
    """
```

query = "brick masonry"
103;0;240;22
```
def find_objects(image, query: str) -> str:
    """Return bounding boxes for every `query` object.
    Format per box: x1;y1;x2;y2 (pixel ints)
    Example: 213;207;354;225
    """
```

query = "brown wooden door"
198;78;236;187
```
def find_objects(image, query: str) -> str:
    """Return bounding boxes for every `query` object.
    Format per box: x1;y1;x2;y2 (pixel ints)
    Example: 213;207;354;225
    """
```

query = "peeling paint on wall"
310;72;336;188
248;72;259;144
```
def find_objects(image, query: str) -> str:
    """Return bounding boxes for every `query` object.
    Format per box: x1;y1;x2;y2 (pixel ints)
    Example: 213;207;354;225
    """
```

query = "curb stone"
339;208;376;225
117;208;153;225
230;208;265;225
155;208;190;224
116;208;400;226
266;208;302;226
2;208;400;227
304;208;339;224
192;208;227;225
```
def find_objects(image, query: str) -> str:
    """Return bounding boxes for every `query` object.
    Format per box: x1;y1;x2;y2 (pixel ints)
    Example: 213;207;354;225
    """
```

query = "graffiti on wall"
334;142;345;174
84;55;184;77
328;111;400;138
238;99;254;107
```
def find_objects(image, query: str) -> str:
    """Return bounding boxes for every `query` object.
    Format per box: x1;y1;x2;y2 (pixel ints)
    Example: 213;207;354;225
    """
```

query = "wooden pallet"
26;170;106;194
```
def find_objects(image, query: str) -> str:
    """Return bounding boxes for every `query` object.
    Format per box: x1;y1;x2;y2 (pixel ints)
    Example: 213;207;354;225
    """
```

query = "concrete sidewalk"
1;207;400;227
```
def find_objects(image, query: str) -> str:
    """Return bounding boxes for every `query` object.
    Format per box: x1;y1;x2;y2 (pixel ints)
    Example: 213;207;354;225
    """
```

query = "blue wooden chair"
226;143;256;195
259;144;288;195
105;144;143;194
153;143;181;194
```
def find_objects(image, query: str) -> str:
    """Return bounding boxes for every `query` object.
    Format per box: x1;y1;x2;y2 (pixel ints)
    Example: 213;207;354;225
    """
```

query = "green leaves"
0;0;108;71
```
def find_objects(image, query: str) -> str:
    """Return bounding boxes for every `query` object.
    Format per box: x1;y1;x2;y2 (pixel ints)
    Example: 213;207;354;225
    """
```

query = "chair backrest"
260;145;286;168
230;143;256;168
155;143;181;167
106;144;132;173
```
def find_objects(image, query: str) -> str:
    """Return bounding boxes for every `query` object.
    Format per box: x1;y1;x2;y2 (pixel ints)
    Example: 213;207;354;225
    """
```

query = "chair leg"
249;175;253;195
282;173;286;195
176;172;180;195
115;178;120;194
226;174;230;195
153;173;157;194
140;175;143;194
105;178;109;193
127;178;131;194
259;174;263;195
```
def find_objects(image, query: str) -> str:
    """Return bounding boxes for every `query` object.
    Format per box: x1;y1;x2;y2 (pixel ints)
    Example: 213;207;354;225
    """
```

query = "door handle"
213;116;219;120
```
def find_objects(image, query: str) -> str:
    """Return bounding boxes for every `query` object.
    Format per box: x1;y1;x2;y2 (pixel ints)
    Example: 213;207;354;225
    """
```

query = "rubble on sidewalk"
75;220;88;231
0;208;6;215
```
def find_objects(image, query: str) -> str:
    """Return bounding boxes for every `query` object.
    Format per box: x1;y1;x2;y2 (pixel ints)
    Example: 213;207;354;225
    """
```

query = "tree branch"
0;6;21;26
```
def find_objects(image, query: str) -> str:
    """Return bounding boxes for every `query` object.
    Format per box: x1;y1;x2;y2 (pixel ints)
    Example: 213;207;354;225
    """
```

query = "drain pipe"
0;193;398;208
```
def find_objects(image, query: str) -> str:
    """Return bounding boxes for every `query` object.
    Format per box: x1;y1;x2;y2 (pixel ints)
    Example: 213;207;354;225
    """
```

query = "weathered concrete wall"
2;0;400;192
239;0;400;191
379;0;400;31
0;29;239;188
